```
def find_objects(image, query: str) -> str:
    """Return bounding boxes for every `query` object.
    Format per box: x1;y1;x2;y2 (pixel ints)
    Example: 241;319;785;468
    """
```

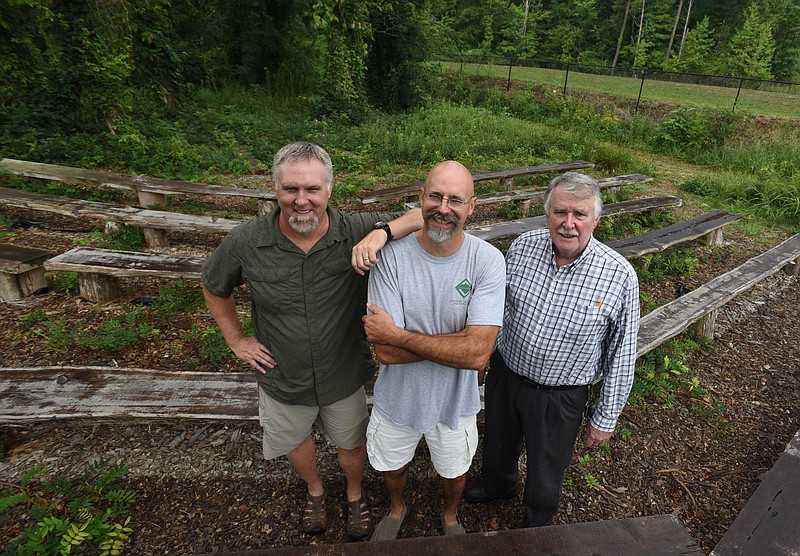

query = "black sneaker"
463;479;520;503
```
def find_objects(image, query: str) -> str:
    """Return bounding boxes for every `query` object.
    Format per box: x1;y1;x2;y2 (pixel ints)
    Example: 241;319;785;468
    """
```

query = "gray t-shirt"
368;232;506;433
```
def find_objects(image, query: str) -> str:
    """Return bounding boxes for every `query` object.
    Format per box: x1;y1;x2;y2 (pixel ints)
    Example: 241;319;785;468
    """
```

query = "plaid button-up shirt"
497;229;640;432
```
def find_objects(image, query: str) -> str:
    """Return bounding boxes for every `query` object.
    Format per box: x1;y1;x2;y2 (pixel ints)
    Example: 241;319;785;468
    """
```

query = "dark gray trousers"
480;351;589;527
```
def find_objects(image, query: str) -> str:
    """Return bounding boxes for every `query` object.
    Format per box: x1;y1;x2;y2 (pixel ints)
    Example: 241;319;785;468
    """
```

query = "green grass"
438;61;800;121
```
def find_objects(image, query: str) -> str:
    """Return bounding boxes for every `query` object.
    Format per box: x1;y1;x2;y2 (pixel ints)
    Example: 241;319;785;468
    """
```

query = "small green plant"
154;279;205;317
1;460;136;555
96;226;145;251
190;324;237;365
46;272;79;295
583;472;601;491
618;427;632;441
629;337;708;407
81;306;159;351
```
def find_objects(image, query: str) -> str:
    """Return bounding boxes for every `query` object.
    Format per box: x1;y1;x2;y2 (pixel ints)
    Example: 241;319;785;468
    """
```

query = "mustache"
557;227;579;237
424;209;459;226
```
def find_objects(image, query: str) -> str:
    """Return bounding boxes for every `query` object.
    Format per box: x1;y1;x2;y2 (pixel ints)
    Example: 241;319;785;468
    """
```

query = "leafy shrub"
1;460;136;555
657;107;741;154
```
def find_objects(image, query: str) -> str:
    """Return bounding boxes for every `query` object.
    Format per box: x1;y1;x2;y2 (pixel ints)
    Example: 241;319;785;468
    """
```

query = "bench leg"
692;308;718;339
78;273;121;303
705;228;725;246
520;199;532;218
501;177;514;191
0;268;47;301
783;257;799;277
258;199;275;216
137;191;169;248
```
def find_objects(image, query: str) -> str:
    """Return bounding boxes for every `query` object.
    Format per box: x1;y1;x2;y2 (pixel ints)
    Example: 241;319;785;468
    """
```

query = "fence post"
563;62;570;95
635;69;647;115
507;58;514;91
733;77;745;112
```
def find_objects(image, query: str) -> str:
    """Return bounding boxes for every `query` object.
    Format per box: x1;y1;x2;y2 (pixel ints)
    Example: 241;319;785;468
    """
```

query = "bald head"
425;161;474;197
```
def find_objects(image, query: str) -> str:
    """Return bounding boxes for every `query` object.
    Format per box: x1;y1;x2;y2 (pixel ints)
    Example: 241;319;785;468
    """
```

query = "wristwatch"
373;221;393;242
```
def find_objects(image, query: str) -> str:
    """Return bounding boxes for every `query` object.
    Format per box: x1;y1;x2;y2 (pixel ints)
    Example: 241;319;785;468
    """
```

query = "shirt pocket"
558;304;607;342
243;266;299;312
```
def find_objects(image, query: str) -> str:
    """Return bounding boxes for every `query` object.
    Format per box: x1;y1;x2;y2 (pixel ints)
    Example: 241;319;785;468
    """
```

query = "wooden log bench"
0;243;53;301
608;210;742;259
636;233;800;355
358;160;595;204
0;158;275;247
207;514;703;555
0;186;244;240
405;173;654;215
0;366;257;421
467;195;683;242
711;428;800;556
44;247;205;303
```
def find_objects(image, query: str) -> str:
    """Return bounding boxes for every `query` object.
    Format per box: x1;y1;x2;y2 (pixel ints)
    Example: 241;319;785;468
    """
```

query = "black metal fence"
436;54;799;121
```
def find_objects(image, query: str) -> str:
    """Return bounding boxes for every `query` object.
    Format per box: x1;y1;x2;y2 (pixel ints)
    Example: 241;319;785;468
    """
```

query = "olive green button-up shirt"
201;207;394;407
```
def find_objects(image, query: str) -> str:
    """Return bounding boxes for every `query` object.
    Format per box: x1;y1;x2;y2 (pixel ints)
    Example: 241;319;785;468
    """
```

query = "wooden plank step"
0;158;276;201
358;160;595;204
0;186;244;234
0;366;258;421
636;233;800;357
44;247;205;279
711;429;800;556
467;196;682;242
205;515;703;555
608;210;741;259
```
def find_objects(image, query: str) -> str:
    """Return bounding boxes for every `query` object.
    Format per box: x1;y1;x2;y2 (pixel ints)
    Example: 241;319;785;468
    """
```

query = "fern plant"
1;460;136;555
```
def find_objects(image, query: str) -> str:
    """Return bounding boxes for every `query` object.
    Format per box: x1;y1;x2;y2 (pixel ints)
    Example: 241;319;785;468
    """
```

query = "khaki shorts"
258;387;369;460
366;408;478;479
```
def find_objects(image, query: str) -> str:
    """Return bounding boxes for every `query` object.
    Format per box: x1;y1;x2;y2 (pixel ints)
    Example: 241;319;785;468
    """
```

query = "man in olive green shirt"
201;142;422;541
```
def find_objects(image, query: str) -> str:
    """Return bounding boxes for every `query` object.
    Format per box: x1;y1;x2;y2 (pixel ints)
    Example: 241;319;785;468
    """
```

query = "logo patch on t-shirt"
455;279;472;298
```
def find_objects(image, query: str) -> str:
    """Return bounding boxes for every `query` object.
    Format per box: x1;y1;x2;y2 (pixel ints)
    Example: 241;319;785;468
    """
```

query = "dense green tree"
718;4;775;79
664;15;715;74
757;0;800;81
366;0;433;112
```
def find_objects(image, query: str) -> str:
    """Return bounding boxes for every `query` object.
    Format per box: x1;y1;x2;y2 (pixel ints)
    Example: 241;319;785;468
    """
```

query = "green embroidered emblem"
455;279;472;298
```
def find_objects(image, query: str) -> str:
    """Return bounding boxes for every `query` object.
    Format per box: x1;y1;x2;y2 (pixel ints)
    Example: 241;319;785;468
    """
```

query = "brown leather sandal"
346;496;371;542
302;490;327;535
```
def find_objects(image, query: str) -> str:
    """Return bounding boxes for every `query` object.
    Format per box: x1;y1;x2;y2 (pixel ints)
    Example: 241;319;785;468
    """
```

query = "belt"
518;374;588;391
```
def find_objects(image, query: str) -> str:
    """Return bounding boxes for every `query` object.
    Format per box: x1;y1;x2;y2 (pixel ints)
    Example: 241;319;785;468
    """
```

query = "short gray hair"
273;141;333;189
543;171;602;218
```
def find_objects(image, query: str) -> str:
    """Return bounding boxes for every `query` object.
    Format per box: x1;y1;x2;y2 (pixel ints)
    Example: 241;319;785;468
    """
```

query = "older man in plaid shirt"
464;171;640;528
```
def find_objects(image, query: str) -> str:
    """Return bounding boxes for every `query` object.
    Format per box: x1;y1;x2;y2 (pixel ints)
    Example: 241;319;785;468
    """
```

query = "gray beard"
425;221;456;243
288;215;319;233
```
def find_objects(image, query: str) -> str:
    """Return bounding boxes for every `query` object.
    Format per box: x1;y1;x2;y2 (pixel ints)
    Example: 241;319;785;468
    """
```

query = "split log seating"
42;197;689;302
404;173;654;215
358;160;596;204
0;158;275;247
4;236;799;555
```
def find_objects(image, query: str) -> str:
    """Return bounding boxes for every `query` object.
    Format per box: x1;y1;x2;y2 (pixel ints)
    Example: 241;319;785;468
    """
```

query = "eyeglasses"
423;192;474;209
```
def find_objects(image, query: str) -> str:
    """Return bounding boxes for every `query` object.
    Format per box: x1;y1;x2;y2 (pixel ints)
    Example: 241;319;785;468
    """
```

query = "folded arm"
363;303;498;370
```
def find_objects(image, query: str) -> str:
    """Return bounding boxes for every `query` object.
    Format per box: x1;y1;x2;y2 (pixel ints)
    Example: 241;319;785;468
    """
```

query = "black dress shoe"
463;479;520;503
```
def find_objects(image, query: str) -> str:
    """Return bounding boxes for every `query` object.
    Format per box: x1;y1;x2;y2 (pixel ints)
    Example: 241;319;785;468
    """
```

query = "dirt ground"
1;182;799;554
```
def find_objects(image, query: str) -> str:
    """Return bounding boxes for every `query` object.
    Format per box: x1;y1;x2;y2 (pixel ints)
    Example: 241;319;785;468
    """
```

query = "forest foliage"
2;0;798;141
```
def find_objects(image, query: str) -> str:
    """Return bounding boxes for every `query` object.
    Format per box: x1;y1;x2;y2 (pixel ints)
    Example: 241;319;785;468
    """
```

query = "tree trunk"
612;0;633;71
635;0;646;66
677;0;694;60
665;0;685;62
522;0;530;35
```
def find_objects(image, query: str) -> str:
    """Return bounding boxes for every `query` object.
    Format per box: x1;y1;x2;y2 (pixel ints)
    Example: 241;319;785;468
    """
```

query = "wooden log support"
77;273;121;303
637;233;800;355
135;190;169;247
358;160;595;204
0;244;53;301
783;256;799;276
